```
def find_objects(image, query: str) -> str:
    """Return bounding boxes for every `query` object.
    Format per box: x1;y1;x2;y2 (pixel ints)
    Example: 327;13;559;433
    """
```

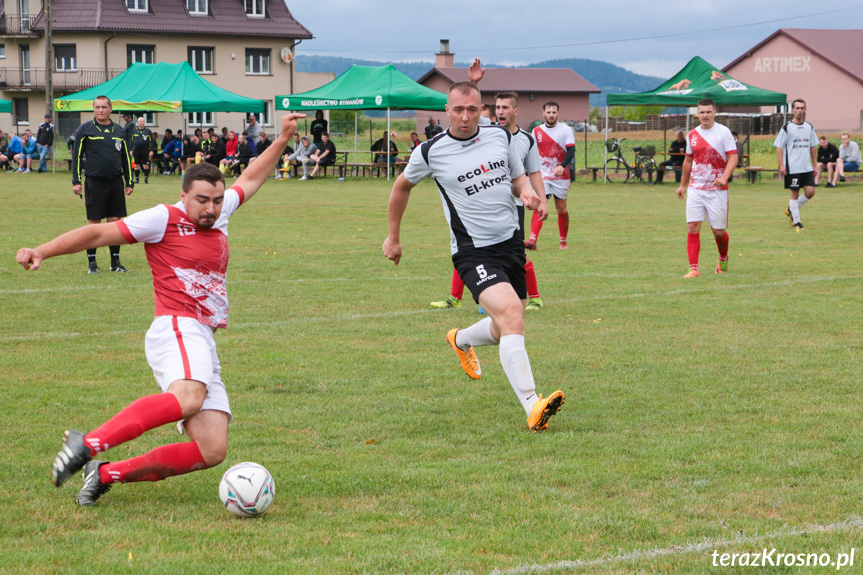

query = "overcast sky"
286;1;863;78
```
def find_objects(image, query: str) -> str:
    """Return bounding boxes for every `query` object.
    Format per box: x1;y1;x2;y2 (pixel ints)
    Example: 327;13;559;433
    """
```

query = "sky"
286;1;863;78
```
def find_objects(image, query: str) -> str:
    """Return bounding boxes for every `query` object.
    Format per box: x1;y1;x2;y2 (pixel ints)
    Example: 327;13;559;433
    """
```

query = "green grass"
1;172;862;574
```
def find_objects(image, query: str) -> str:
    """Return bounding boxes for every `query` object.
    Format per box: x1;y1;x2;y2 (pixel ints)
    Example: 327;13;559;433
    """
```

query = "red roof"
724;28;863;84
418;67;600;94
31;0;313;39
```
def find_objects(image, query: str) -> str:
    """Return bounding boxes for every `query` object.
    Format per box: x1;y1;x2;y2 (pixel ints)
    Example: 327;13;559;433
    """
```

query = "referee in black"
129;117;153;185
71;95;133;274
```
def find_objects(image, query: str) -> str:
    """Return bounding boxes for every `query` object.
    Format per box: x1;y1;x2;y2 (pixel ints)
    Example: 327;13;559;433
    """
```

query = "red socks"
529;209;543;241
84;393;183;455
525;260;540;299
558;212;570;241
715;231;729;260
450;268;465;300
687;233;700;270
100;441;207;484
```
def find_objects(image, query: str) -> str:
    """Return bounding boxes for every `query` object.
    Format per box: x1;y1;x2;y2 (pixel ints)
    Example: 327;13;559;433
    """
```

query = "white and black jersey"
774;120;818;174
404;125;526;255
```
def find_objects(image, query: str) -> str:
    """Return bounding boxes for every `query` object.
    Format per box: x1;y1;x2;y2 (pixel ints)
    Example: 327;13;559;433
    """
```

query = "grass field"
2;171;862;574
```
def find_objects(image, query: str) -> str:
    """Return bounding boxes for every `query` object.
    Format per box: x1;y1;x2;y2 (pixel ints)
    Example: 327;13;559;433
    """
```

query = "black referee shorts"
453;232;527;303
784;171;815;190
84;176;127;220
133;149;150;167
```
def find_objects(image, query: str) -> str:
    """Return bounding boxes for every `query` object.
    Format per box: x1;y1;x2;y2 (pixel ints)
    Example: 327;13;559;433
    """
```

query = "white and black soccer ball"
219;462;275;517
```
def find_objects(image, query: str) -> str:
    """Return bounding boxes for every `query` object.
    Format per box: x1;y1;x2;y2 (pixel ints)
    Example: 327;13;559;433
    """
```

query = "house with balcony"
0;0;324;138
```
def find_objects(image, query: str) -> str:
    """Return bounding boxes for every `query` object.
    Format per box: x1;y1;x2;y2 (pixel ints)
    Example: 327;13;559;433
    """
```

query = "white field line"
3;274;860;343
486;518;863;575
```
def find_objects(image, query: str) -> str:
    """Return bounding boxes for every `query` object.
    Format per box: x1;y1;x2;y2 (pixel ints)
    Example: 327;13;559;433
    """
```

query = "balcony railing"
0;13;40;36
0;68;125;91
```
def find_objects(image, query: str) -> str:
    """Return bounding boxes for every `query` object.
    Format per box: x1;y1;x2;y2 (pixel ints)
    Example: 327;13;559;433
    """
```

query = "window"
54;44;77;71
186;0;207;15
13;97;29;126
244;0;264;17
245;49;270;75
188;112;214;127
0;44;5;59
141;112;156;126
188;47;214;74
127;44;155;67
248;103;270;127
126;0;148;12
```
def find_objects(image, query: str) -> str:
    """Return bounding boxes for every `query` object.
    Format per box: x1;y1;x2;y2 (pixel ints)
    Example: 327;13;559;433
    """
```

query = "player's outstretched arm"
235;113;306;201
383;174;416;266
16;222;128;271
527;171;548;221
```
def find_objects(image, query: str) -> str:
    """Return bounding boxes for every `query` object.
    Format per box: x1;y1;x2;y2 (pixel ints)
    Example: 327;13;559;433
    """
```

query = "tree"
608;105;665;122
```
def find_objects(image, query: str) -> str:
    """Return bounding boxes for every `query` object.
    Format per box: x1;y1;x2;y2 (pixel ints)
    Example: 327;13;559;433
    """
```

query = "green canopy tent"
604;56;787;181
54;61;265;113
0;99;12;114
276;64;447;178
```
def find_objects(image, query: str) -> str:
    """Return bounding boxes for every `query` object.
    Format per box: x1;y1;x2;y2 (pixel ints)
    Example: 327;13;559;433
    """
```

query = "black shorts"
453;233;527;303
133;149;150;167
318;157;335;167
84;176;127;220
784;171;815;190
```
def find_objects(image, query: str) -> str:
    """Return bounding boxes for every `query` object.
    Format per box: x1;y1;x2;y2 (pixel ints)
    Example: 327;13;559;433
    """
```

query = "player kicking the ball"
18;112;306;506
676;98;737;278
383;81;564;431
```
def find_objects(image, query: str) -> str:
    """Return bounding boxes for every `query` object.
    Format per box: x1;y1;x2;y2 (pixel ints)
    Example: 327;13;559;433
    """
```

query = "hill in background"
295;55;664;107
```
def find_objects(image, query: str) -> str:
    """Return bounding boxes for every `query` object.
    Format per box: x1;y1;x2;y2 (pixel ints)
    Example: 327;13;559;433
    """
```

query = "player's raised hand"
382;236;402;265
468;58;485;84
16;247;42;271
278;112;307;140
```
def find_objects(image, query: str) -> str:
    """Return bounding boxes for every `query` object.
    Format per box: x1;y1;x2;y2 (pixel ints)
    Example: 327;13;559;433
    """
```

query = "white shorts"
145;315;232;431
544;179;570;200
686;187;729;230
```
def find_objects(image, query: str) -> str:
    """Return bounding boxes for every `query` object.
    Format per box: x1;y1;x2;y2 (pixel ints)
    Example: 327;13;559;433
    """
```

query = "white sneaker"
299;176;309;180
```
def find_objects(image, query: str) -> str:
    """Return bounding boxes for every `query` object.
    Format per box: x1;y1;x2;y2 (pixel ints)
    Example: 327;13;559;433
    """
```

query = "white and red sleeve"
221;185;245;219
116;204;170;244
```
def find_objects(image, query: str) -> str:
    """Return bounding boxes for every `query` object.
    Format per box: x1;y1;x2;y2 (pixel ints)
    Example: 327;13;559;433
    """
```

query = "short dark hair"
791;98;806;108
731;131;738;136
94;95;112;106
543;101;559;111
182;162;224;193
697;98;716;109
495;92;519;106
447;82;480;99
321;131;330;138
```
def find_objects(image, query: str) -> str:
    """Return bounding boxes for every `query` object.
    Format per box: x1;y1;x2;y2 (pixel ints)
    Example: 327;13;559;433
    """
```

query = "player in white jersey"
430;64;548;312
676;98;738;278
774;99;818;231
383;81;564;432
17;112;305;506
527;102;575;250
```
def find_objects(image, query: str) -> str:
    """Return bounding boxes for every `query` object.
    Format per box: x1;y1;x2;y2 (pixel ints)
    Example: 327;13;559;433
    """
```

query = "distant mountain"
294;55;665;108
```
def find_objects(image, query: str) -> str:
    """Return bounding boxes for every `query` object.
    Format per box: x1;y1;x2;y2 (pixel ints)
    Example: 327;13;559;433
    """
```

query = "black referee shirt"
71;120;133;187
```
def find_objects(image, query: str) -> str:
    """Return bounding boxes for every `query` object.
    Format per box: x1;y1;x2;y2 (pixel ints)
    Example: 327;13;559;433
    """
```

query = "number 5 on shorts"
476;264;487;279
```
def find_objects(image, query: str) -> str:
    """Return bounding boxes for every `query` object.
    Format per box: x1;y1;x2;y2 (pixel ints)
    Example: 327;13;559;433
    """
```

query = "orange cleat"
683;269;700;278
524;238;537;250
559;239;568;250
445;329;481;380
527;390;565;432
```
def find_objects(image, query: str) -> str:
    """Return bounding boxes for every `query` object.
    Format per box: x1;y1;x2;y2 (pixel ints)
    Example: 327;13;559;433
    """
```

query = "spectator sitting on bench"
0;129;10;170
231;133;255;176
371;131;398;166
162;132;183;175
219;131;238;175
304;132;335;180
837;133;861;183
275;133;299;179
814;136;840;188
15;131;39;172
283;135;315;180
653;130;686;185
202;133;225;167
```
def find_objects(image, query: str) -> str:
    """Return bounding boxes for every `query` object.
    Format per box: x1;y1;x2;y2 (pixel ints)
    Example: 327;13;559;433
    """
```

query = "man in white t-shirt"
383;81;564;432
17;113;305;506
774;99;818;231
837;133;861;183
676;98;738;278
527;102;575;250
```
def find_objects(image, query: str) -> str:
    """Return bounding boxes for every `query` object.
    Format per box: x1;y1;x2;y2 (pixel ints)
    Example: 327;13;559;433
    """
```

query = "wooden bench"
743;166;780;183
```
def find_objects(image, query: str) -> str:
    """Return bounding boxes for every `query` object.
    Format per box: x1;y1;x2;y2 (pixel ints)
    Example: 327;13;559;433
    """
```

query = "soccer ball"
219;462;275;517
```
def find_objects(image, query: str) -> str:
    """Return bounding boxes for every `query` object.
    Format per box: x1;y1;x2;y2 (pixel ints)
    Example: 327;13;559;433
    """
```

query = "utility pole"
44;0;53;117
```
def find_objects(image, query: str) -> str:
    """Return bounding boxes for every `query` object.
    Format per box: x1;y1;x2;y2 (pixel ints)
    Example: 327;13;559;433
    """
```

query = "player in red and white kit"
527;102;575;250
676;98;738;278
17;112;305;506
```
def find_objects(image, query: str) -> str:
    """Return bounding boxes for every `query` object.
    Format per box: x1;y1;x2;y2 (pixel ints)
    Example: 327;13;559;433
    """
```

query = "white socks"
455;317;496;350
789;199;800;224
797;194;810;208
499;334;537;416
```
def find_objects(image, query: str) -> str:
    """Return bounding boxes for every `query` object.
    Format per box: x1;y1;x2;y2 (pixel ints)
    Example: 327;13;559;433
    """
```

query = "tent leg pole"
386;108;391;182
354;111;358;164
604;106;608;183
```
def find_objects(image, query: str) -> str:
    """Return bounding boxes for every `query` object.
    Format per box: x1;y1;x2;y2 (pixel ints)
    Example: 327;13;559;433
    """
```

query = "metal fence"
0;68;126;91
0;13;39;36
